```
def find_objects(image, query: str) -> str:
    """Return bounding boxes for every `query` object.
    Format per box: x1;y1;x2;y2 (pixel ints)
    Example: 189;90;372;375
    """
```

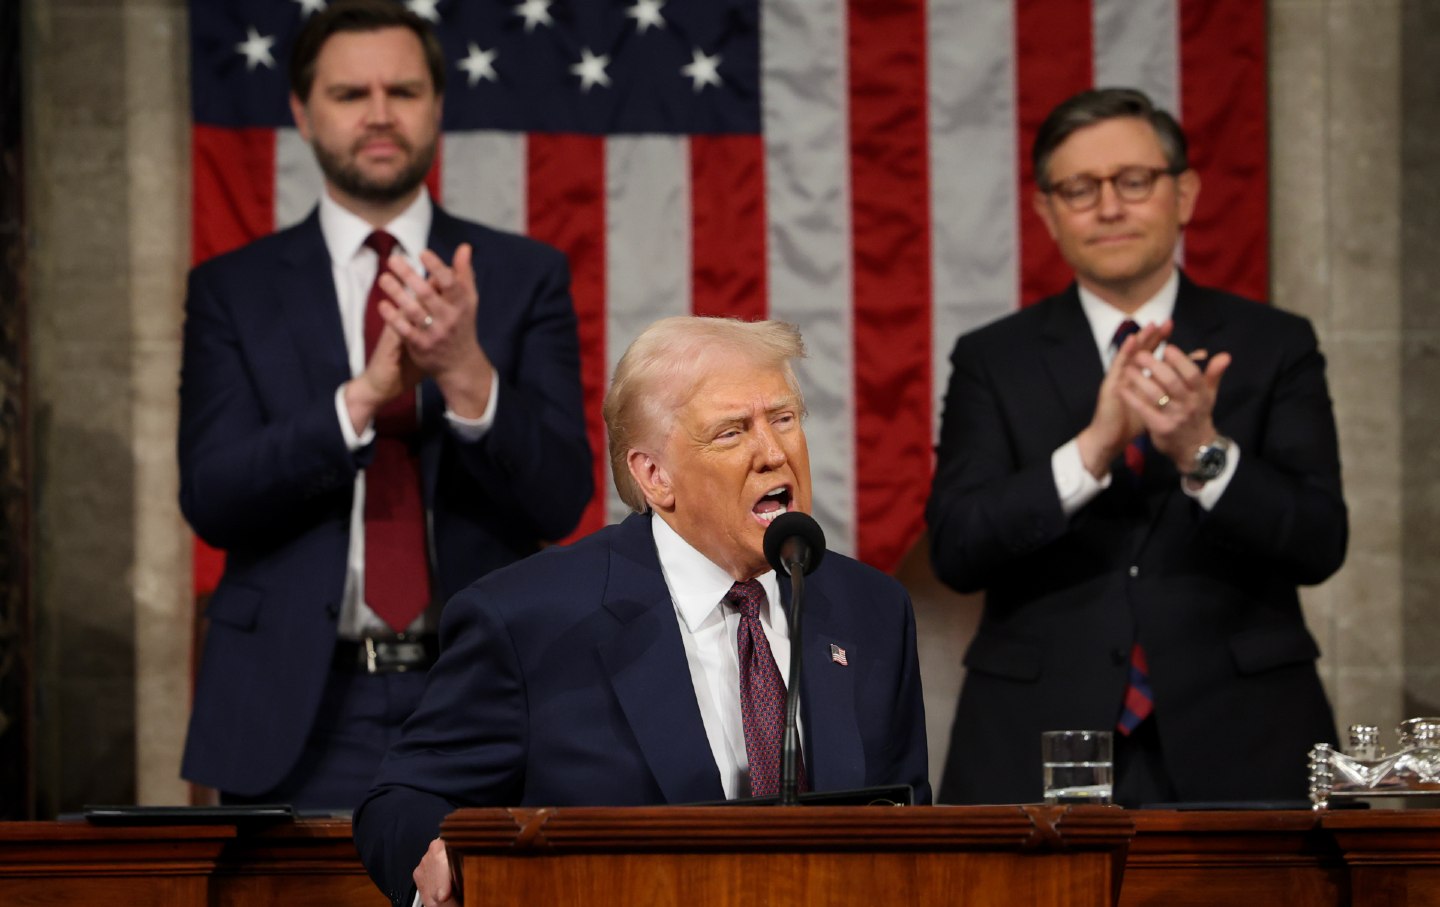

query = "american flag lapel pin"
829;643;848;666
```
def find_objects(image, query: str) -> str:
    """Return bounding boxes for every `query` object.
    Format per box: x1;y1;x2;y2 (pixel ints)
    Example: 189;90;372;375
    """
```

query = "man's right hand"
1076;319;1170;479
343;324;421;435
413;837;458;906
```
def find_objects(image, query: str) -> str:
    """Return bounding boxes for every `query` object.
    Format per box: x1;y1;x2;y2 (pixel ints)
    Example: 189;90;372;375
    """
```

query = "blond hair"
603;317;807;512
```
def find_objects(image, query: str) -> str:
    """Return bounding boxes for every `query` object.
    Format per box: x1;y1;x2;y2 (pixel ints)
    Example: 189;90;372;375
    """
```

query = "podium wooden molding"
440;805;1134;907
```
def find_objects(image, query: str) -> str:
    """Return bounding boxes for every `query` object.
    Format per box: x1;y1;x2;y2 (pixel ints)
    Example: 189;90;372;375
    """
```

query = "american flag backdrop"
188;0;1267;594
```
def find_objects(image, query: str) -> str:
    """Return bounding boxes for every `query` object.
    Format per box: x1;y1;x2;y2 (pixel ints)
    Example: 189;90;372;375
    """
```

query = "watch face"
1194;445;1226;480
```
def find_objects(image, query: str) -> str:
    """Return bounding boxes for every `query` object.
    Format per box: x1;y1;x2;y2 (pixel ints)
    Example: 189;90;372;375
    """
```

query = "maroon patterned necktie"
361;230;431;632
726;579;806;797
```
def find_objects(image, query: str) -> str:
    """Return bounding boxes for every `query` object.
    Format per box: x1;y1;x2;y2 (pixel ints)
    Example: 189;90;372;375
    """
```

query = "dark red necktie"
1110;319;1155;733
726;580;806;797
361;230;431;632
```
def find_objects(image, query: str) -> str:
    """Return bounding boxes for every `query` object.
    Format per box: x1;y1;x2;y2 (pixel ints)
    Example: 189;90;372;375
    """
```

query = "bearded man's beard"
314;130;437;204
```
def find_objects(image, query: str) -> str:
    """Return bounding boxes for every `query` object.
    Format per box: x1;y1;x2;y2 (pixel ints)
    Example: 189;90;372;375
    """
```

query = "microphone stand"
779;558;804;806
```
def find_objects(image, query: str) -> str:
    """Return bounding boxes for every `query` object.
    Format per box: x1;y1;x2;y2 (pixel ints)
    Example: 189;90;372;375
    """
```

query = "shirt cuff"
1181;439;1241;510
335;384;376;451
443;370;500;442
1052;437;1109;517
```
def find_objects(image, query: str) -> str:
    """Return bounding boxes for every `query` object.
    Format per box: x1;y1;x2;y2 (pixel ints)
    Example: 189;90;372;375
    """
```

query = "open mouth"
752;486;792;525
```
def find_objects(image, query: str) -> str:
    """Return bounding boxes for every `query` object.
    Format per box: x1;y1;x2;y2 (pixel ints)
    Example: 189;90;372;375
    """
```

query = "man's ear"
1032;189;1059;241
1175;168;1201;228
289;93;312;142
627;449;675;512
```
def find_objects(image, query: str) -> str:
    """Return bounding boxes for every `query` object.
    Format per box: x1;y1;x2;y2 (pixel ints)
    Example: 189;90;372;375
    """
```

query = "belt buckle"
363;636;426;674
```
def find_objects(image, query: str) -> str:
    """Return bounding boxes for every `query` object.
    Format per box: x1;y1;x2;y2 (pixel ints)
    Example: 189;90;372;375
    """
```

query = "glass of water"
1041;730;1113;805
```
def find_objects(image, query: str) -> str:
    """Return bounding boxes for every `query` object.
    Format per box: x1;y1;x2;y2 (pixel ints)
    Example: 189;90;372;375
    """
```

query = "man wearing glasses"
927;88;1346;807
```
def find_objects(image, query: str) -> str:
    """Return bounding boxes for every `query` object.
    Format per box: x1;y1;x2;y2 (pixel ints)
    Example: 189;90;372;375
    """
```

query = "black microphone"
762;512;826;805
764;511;826;577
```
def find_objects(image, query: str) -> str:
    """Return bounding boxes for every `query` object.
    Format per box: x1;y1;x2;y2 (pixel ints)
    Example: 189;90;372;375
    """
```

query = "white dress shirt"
1050;269;1239;515
650;514;801;800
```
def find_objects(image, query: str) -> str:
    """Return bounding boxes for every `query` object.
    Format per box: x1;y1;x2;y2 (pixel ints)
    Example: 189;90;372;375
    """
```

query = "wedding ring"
1156;394;1171;408
421;314;434;328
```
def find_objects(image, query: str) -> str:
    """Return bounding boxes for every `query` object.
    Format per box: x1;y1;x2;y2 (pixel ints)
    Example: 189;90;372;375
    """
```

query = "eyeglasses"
1043;166;1183;212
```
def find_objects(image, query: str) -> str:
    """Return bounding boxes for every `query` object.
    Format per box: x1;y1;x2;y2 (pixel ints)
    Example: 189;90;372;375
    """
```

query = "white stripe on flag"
442;131;527;234
927;0;1020;440
605;135;692;523
276;128;323;230
762;0;856;557
1092;0;1180;114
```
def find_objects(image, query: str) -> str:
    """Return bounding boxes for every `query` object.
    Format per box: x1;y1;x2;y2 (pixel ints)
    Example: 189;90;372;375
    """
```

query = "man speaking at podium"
355;317;930;907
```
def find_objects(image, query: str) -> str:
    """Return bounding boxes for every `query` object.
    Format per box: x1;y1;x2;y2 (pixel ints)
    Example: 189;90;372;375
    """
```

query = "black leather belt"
334;635;439;674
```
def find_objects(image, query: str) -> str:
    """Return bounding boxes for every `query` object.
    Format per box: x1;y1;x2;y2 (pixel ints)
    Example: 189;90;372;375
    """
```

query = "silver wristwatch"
1185;435;1232;484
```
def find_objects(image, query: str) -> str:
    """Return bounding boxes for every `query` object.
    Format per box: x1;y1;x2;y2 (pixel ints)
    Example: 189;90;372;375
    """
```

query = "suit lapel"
1039;287;1107;432
598;515;726;804
277;212;350;393
782;573;864;792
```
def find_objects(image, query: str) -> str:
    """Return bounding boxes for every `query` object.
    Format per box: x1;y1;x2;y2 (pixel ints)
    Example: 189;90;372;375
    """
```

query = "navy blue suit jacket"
178;205;593;796
353;512;930;906
928;274;1345;805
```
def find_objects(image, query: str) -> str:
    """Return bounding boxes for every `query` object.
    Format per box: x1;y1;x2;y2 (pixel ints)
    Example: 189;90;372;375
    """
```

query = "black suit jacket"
353;512;931;907
178;205;593;796
927;274;1345;804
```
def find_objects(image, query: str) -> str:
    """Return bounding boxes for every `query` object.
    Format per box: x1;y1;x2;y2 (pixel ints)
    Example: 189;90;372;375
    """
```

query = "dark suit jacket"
178;205;593;796
353;512;931;907
927;275;1345;805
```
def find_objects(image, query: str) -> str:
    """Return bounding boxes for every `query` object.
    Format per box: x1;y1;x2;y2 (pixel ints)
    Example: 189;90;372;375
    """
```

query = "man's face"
289;27;441;209
1033;116;1200;307
632;360;813;581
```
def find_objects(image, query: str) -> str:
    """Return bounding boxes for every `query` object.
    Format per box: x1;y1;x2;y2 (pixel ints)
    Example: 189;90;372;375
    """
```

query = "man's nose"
364;89;393;124
753;424;788;468
1095;179;1125;219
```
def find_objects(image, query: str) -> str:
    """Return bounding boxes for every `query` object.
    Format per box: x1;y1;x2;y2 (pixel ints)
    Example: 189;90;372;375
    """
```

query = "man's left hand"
1120;342;1232;473
375;242;495;419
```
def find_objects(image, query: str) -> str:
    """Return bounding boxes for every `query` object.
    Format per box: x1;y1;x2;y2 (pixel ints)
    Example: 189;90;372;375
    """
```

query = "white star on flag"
514;0;554;33
291;0;326;16
458;43;498;86
235;27;276;71
830;644;848;666
405;0;441;23
680;48;722;93
626;0;666;34
570;47;611;93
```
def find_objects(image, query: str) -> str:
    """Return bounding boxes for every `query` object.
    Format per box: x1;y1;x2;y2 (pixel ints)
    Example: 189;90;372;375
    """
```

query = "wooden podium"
439;805;1135;907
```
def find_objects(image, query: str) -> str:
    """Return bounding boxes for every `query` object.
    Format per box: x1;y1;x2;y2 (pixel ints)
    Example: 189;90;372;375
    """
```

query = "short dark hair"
1032;87;1189;190
289;0;447;101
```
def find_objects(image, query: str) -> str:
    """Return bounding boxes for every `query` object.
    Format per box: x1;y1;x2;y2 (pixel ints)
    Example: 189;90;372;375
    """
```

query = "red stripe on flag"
1179;0;1268;301
192;125;275;265
191;125;279;596
425;132;444;205
1015;0;1093;306
690;136;767;321
528;135;609;540
848;0;932;572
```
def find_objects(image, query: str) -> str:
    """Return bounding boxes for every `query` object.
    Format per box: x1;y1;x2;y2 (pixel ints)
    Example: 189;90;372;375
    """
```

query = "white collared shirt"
650;514;800;800
1051;269;1239;513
